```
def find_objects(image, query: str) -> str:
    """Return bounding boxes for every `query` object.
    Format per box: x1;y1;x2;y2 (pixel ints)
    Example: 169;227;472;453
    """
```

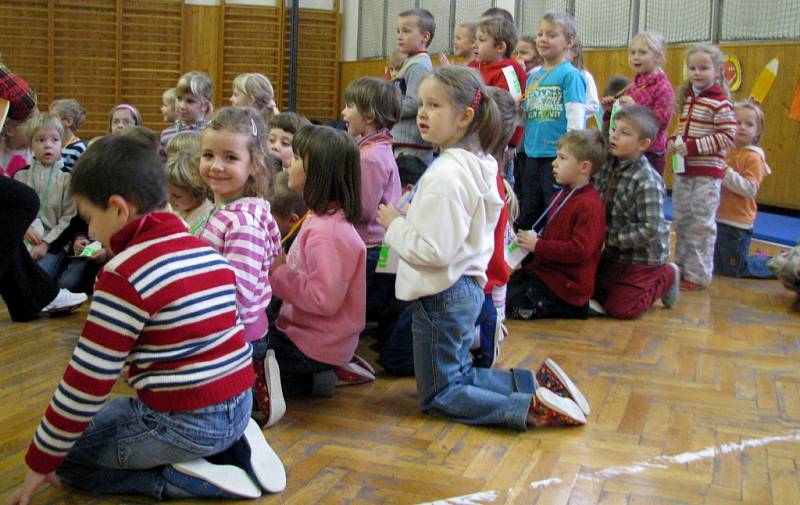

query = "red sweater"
469;58;527;147
485;174;510;294
525;184;606;306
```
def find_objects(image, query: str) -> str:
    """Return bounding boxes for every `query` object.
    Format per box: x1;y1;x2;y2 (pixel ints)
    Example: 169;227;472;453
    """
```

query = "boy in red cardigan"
507;129;607;320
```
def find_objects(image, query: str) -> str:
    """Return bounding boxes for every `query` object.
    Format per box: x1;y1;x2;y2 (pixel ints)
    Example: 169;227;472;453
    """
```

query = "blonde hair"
557;129;608;175
420;66;503;154
176;71;213;117
630;31;667;68
676;43;731;113
165;151;208;203
541;11;577;39
570;37;585;70
457;22;477;40
108;104;142;133
204;106;277;199
232;73;277;121
734;100;766;145
25;112;65;146
501;178;519;223
484;86;521;160
49;98;86;131
166;131;203;159
477;17;518;59
162;87;177;107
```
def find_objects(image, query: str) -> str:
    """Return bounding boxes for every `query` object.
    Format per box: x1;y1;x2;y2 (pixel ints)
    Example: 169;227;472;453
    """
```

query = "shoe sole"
243;418;287;493
42;302;84;314
536;388;587;425
264;349;286;428
171;459;262;499
662;263;680;308
542;358;591;416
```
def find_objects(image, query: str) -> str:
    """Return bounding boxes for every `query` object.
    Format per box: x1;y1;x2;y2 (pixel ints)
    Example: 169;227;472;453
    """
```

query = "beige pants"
672;175;722;286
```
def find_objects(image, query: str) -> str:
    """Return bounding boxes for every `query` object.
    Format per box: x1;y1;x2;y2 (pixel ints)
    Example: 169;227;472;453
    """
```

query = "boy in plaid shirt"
593;105;679;318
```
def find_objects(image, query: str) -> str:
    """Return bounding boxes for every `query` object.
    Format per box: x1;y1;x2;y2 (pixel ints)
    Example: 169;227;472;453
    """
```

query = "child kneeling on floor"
508;129;607;320
592;105;679;318
7;135;285;504
377;66;590;429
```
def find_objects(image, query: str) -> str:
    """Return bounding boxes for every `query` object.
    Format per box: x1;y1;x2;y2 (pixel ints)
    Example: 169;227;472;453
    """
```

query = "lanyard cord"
281;210;308;246
530;183;587;233
35;161;57;220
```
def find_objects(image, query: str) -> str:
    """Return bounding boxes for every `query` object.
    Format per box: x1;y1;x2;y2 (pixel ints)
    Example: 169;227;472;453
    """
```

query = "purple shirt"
355;129;401;247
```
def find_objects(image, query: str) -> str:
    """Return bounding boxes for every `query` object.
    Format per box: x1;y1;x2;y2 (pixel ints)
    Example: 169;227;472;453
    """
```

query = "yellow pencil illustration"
749;58;779;104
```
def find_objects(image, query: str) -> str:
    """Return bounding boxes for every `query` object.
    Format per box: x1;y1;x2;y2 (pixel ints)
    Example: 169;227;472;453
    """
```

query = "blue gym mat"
664;196;800;246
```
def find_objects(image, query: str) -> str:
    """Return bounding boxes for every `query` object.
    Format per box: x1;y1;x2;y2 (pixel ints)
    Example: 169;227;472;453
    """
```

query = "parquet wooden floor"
2;242;799;505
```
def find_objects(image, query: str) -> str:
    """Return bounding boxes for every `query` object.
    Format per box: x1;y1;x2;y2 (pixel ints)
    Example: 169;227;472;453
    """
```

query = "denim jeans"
56;390;252;499
412;276;536;431
36;250;67;280
714;222;775;279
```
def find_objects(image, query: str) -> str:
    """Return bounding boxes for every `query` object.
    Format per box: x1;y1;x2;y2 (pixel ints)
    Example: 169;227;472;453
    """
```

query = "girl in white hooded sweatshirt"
377;66;589;430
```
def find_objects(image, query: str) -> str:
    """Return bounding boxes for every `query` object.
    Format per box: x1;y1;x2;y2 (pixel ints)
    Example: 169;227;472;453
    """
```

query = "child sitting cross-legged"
5;135;286;503
592;105;680;318
507;129;607;321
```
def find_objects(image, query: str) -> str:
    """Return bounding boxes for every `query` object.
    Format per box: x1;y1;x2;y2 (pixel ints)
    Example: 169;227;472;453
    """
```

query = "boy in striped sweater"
8;135;284;503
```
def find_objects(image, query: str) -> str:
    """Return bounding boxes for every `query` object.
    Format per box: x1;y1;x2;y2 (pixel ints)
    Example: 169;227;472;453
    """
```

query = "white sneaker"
263;350;286;427
588;299;606;316
41;289;88;314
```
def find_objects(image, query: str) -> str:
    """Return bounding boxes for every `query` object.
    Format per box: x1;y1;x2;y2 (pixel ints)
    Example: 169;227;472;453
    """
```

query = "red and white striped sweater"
670;84;736;178
25;212;254;475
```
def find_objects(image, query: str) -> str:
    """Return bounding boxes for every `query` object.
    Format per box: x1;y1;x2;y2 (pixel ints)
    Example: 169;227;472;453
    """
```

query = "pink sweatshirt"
624;71;674;154
356;129;401;247
270;210;366;366
199;197;282;341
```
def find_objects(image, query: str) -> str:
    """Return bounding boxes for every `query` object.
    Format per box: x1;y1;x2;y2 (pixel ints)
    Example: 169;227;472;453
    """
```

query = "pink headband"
114;104;139;122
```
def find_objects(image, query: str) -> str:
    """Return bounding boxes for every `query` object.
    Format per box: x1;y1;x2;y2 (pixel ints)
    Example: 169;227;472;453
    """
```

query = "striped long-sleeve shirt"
199;197;282;341
25;212;255;475
61;138;86;172
670;84;736;178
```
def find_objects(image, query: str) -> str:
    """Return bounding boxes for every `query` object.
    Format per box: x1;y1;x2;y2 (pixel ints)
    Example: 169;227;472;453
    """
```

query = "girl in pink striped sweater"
198;107;285;426
667;44;736;290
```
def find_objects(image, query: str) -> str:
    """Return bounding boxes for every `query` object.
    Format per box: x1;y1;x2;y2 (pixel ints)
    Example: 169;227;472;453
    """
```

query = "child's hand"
73;236;90;255
4;469;61;505
88;247;108;263
674;143;688;156
439;52;451;67
29;243;48;261
618;95;635;106
516;230;538;252
24;227;42;246
377;204;401;229
600;96;615;111
269;253;286;275
666;139;675;154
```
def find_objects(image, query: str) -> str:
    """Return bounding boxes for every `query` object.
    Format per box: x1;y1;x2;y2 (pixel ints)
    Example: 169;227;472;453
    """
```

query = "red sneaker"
335;354;376;386
529;388;586;427
679;279;705;291
536;358;590;416
253;350;285;428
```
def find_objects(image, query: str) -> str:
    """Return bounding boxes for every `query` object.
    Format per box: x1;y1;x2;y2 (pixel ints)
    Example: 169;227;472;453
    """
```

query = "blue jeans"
714;222;775;279
56;390;252;499
36;250;67;280
412;276;536;431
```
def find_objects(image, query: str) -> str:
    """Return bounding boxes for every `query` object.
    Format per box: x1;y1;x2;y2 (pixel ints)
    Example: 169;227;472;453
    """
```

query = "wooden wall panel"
341;42;800;211
0;1;51;108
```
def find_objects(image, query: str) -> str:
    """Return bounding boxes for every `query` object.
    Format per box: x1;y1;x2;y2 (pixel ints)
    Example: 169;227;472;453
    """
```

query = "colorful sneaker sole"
536;358;591;416
533;388;587;426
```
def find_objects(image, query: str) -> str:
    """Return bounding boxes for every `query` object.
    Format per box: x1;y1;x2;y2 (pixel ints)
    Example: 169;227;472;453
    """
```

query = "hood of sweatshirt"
441;147;504;217
221;196;273;225
744;145;772;175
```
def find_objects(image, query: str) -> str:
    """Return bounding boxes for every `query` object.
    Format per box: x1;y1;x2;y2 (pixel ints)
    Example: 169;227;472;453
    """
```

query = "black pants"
0;178;59;321
517;156;557;231
506;269;588;320
267;327;335;397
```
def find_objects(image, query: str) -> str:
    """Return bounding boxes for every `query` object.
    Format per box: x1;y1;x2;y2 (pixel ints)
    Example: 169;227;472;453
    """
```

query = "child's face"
76;196;128;249
199;129;255;203
515;40;540;71
31;127;63;165
628;38;660;75
537;21;572;63
287;154;306;193
168;184;201;214
734;108;759;148
552;146;589;186
341;103;372;138
3;120;28;149
687;51;716;89
396;16;429;55
161;101;176;123
268;128;294;169
230;88;254;108
609;117;650;161
474;28;503;64
453;26;474;58
416;78;469;150
176;92;207;124
111;109;136;134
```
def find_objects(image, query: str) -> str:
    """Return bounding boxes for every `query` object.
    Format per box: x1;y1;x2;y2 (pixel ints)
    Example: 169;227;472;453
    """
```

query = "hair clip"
471;89;482;111
250;118;258;137
267;100;277;109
